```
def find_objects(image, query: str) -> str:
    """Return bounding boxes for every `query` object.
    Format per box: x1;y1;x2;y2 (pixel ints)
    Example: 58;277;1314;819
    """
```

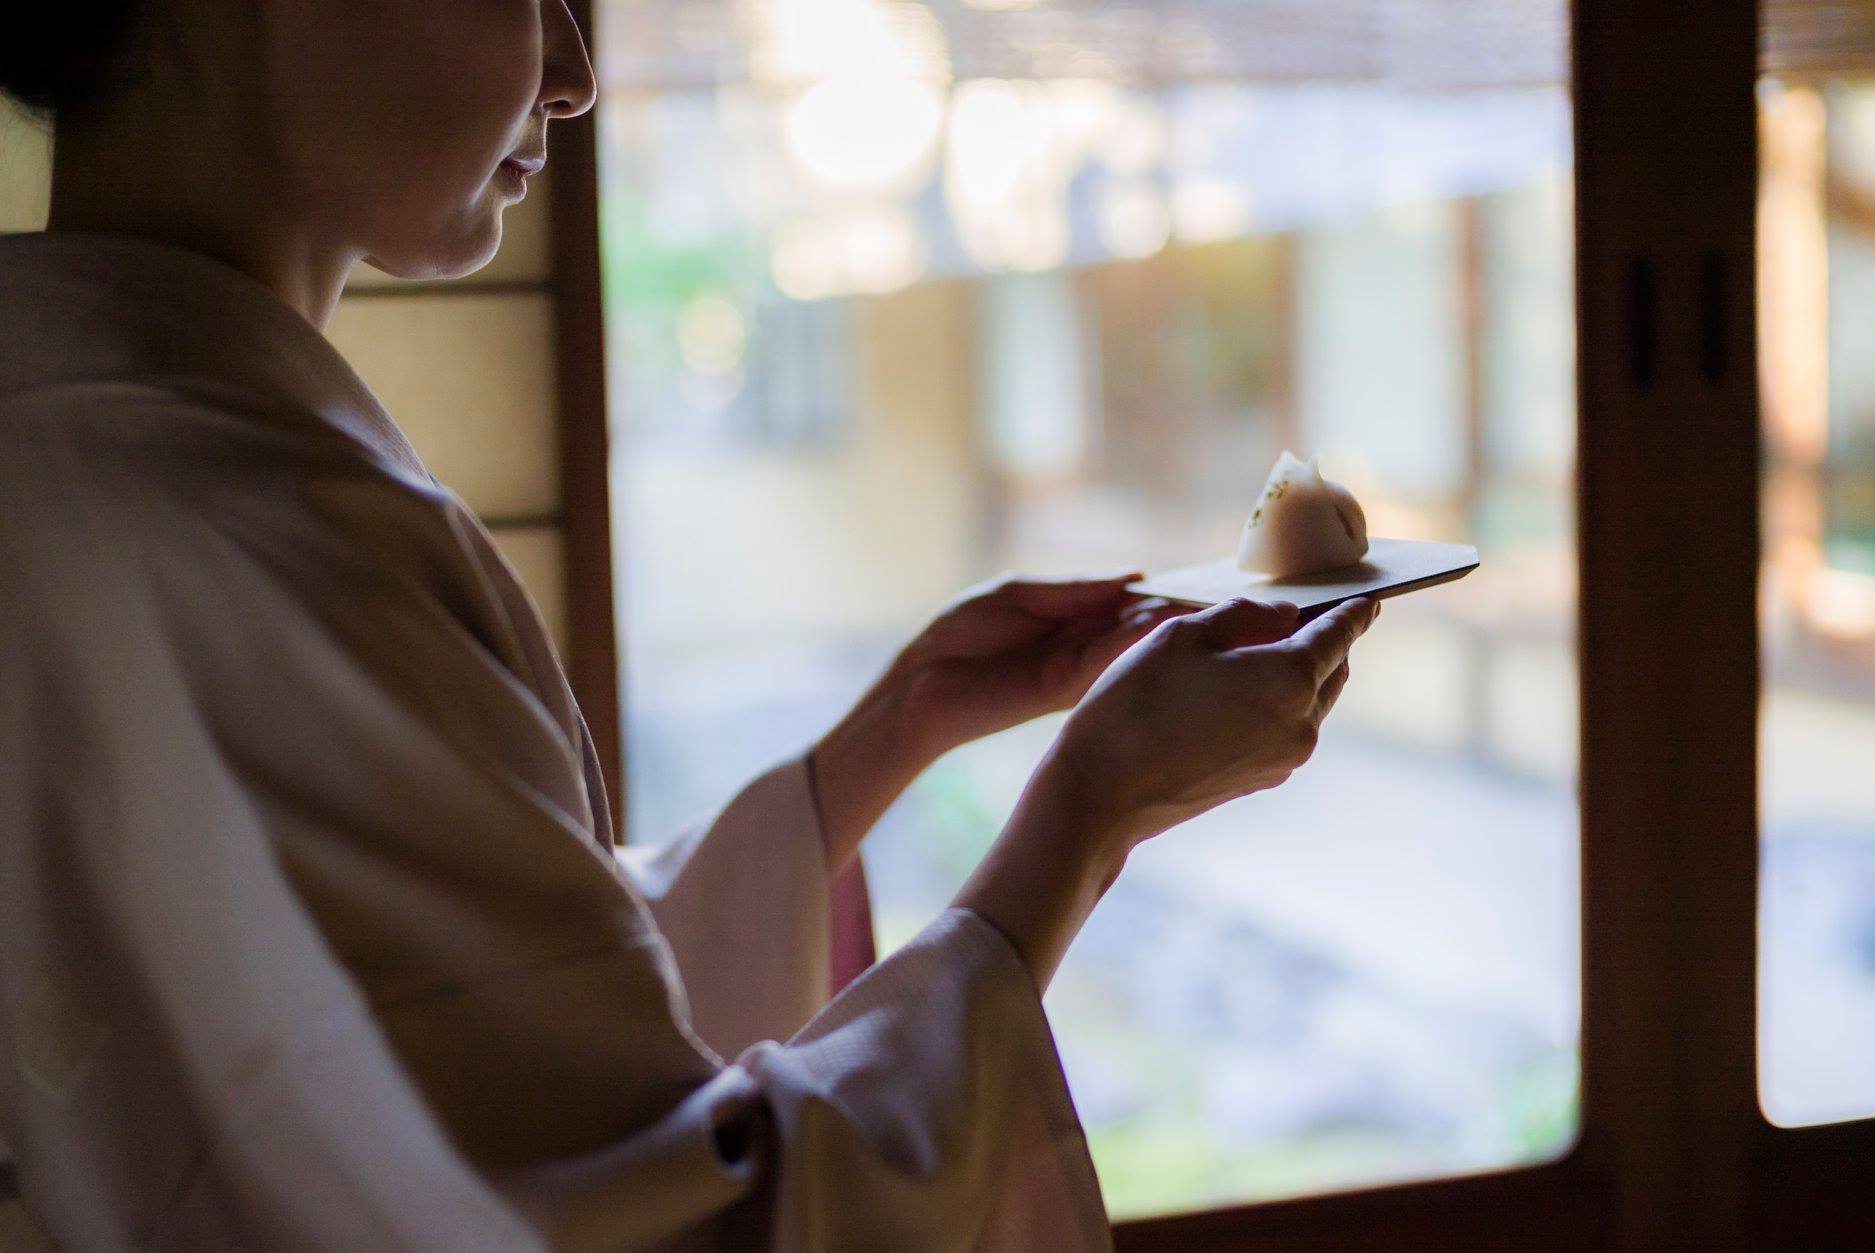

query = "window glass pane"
1757;74;1875;1128
600;0;1579;1215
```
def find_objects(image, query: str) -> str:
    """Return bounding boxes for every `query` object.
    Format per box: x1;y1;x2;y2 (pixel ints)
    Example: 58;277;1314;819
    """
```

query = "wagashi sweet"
1235;451;1369;578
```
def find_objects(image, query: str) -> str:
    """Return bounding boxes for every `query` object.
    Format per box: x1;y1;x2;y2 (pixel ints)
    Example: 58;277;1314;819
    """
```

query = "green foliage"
1505;1051;1580;1160
597;189;767;376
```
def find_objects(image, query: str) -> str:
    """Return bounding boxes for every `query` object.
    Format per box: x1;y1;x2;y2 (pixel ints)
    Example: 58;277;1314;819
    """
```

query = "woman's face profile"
251;0;597;280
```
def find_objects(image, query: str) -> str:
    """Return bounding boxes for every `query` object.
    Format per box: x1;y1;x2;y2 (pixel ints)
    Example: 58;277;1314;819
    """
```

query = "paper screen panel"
489;523;569;654
0;99;50;233
325;292;560;521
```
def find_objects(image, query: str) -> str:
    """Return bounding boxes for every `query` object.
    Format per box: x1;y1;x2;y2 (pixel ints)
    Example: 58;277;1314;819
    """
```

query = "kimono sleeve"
496;909;1113;1252
618;754;877;1059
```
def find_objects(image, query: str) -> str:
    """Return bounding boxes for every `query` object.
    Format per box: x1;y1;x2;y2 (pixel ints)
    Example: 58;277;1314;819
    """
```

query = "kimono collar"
0;231;431;486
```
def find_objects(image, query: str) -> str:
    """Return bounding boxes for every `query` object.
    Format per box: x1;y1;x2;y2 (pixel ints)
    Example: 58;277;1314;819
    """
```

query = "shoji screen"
0;101;49;232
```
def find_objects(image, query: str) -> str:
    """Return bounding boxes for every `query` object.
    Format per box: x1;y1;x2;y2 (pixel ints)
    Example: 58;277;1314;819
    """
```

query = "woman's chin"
361;211;506;284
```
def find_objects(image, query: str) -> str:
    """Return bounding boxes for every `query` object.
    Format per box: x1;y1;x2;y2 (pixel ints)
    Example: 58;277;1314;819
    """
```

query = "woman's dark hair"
1;7;139;118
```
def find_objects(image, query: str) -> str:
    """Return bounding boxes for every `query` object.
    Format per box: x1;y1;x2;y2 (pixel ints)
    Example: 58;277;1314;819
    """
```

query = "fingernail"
1274;601;1299;617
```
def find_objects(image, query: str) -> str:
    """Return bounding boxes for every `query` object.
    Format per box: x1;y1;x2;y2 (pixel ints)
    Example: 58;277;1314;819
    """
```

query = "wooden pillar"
1572;0;1761;1246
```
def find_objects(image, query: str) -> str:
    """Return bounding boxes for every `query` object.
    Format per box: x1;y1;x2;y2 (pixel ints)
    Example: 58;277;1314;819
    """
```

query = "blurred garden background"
591;0;1875;1217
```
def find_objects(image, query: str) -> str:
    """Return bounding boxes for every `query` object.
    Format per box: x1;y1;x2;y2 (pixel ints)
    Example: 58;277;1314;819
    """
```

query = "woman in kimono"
0;4;1377;1249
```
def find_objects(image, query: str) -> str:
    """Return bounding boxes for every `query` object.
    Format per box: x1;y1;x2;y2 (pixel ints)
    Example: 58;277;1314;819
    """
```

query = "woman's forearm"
951;747;1135;992
812;671;1136;991
807;667;934;875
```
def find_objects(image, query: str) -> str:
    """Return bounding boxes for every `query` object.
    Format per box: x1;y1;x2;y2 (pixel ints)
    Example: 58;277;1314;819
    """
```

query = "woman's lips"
496;156;544;197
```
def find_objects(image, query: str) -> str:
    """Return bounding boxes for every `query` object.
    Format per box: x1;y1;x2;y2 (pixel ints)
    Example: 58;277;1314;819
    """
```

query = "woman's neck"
46;111;359;331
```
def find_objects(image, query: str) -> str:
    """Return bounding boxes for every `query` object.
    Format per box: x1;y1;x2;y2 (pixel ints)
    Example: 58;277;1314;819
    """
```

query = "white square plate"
1125;538;1480;619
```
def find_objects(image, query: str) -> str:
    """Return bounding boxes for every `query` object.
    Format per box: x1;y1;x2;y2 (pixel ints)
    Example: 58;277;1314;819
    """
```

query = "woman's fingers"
1312;658;1352;722
1280;597;1379;682
1003;571;1146;618
1077;600;1183;681
1122;597;1183;630
1186;596;1302;648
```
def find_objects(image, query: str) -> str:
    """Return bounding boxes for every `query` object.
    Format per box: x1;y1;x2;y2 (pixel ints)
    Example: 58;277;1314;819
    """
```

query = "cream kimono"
0;233;1109;1250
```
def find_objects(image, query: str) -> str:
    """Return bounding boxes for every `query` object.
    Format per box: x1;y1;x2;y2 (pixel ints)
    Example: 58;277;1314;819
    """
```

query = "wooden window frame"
552;0;625;837
552;1;1875;1244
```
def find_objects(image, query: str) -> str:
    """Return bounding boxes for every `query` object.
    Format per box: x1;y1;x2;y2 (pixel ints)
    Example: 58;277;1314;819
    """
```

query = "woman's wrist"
951;745;1137;990
876;652;969;766
808;668;937;873
1019;741;1141;875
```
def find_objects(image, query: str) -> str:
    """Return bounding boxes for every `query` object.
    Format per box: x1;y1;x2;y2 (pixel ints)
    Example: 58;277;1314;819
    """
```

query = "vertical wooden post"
1572;0;1761;1247
552;0;625;837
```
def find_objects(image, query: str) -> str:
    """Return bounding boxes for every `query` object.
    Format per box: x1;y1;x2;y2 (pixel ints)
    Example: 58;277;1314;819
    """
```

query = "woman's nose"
541;0;598;119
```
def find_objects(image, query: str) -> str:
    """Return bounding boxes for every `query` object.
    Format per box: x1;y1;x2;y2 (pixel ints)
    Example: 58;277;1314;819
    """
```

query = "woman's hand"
886;570;1186;763
1043;595;1375;846
954;596;1379;987
809;571;1181;876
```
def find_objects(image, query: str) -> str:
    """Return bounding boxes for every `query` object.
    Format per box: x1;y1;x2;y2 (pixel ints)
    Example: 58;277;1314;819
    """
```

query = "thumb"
1186;597;1301;648
1005;571;1147;618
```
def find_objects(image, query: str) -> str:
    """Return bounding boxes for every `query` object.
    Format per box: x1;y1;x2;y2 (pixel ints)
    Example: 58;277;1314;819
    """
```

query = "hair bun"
2;8;137;116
